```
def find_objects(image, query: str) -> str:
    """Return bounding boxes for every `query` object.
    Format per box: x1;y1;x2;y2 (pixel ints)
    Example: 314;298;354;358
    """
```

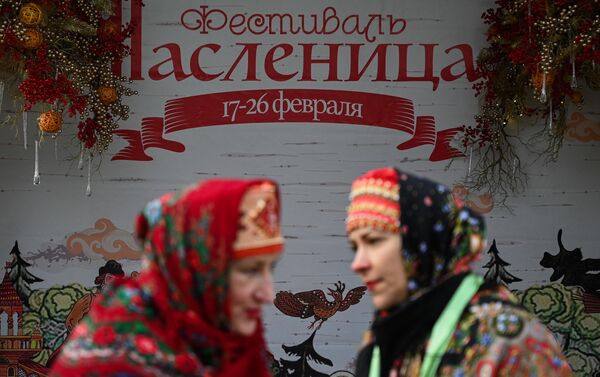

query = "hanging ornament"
97;86;118;105
539;73;547;103
33;140;40;185
466;145;473;181
547;98;553;134
0;81;4;111
23;111;28;150
38;111;63;133
533;70;554;101
86;153;92;197
98;19;120;40
52;131;60;160
78;144;85;169
22;28;43;49
570;56;577;89
19;3;44;27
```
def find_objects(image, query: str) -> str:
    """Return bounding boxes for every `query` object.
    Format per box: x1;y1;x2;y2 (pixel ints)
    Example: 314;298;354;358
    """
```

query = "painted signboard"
0;1;599;376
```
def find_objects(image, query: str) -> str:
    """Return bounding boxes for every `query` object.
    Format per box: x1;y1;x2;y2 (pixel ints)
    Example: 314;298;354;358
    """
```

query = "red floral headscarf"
50;179;280;377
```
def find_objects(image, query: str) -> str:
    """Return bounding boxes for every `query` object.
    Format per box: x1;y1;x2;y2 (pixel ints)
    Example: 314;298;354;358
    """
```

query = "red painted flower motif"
135;335;158;354
175;353;199;374
92;326;117;346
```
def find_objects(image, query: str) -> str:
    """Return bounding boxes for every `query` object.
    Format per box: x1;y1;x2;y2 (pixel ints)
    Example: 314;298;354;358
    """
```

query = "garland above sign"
463;0;599;201
0;0;135;153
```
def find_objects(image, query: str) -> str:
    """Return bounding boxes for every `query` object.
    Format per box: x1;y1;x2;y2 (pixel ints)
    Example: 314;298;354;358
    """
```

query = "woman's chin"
231;321;258;337
372;296;399;311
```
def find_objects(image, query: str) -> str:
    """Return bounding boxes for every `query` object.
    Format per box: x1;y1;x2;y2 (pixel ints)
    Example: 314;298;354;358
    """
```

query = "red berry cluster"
18;46;86;116
77;118;98;148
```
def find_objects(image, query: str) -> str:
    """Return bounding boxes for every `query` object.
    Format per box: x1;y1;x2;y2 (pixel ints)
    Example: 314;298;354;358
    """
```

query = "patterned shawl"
50;179;278;377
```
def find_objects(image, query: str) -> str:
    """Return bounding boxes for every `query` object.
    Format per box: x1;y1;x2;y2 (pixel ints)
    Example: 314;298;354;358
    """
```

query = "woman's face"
349;227;408;310
228;253;279;336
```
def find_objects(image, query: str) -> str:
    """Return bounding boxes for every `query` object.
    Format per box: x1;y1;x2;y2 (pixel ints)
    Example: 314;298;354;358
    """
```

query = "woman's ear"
470;234;485;255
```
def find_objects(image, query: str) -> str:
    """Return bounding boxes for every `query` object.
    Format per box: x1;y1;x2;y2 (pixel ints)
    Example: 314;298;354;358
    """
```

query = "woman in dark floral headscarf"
346;167;573;377
50;179;284;377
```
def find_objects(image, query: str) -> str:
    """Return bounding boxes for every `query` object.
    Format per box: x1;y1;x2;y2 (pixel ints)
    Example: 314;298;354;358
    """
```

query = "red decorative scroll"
112;89;463;161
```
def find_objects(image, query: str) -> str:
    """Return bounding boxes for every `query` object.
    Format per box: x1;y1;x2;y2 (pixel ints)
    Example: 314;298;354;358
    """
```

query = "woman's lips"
365;279;381;291
246;309;261;319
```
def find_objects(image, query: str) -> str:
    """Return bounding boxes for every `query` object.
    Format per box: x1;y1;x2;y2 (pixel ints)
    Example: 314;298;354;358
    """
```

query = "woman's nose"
257;272;275;304
351;250;369;274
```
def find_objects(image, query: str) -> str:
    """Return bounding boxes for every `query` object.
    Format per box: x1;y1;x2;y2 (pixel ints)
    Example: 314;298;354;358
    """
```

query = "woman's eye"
349;243;358;253
242;267;260;275
365;237;384;245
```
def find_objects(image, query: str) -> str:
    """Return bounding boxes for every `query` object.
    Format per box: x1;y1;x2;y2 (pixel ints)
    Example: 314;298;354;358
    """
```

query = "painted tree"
483;239;522;285
9;241;43;303
280;330;332;377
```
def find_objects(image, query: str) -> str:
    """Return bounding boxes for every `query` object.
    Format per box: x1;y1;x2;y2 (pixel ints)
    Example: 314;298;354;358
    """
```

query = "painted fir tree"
9;240;43;303
483;239;522;285
280;330;332;377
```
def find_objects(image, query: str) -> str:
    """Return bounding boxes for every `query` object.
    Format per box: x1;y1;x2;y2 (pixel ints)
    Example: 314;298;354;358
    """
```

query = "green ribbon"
369;343;381;377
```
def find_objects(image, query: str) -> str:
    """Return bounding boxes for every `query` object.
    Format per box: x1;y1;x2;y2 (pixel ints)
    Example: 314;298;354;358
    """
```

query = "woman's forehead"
233;252;281;266
349;227;393;239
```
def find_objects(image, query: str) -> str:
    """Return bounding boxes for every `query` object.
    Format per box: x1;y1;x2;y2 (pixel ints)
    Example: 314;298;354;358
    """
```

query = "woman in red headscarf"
50;179;284;377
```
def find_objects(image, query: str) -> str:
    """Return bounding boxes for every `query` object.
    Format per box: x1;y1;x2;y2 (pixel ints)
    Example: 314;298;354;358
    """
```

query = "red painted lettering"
348;44;390;81
300;44;341;82
148;43;191;81
441;44;478;82
265;44;297;81
190;44;223;80
395;43;440;90
222;43;260;81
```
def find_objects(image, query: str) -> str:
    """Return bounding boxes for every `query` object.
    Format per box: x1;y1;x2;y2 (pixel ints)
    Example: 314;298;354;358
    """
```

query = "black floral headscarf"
347;166;486;299
347;166;487;376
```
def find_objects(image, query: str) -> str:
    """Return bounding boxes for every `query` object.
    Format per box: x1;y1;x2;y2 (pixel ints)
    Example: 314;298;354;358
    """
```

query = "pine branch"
93;0;114;17
59;19;97;36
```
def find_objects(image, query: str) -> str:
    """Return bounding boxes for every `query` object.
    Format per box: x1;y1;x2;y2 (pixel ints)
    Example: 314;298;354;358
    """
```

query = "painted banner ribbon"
111;89;464;161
